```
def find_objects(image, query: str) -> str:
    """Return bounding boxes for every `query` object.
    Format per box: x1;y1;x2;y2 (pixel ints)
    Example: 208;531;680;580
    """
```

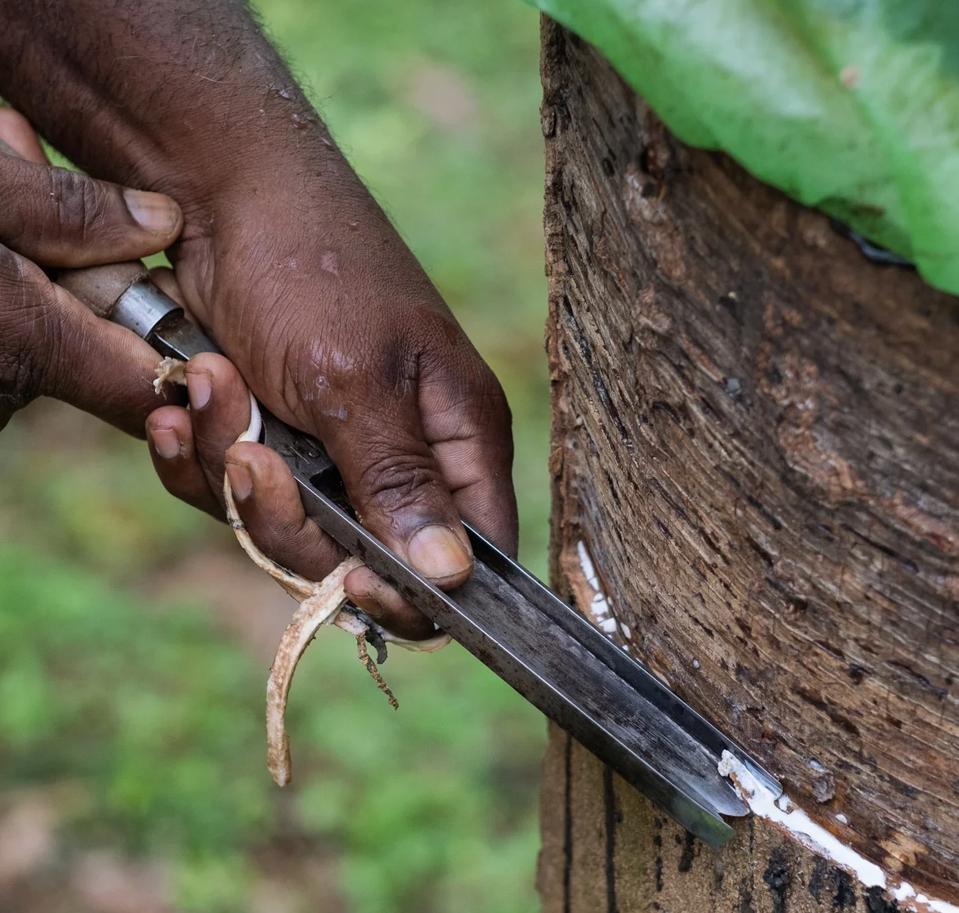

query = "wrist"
0;0;354;242
131;100;341;230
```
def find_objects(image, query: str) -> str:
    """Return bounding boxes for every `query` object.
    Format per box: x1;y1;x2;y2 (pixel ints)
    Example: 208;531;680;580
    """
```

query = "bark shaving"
538;17;958;913
266;556;365;785
153;361;441;789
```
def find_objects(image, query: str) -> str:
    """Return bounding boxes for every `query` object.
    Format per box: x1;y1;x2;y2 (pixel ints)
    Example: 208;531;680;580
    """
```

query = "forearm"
0;0;341;218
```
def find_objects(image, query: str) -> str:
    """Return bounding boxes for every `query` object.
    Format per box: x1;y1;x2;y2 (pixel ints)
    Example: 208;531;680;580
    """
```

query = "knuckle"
47;167;108;242
356;445;443;516
473;369;511;425
449;369;514;445
415;320;512;430
258;515;330;568
254;518;295;557
0;350;38;418
0;158;29;250
0;205;29;256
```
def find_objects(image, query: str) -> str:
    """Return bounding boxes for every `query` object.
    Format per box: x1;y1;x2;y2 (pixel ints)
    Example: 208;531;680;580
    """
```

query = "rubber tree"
536;19;958;913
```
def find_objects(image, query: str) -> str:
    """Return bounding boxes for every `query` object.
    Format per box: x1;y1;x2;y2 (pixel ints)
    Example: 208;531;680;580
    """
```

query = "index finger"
0;108;48;163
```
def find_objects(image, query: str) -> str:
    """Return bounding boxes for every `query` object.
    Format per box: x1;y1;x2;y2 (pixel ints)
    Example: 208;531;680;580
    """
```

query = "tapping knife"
60;260;782;847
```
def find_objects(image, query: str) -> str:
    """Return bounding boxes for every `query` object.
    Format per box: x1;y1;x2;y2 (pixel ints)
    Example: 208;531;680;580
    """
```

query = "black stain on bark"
810;859;858;911
713;859;725;892
762;850;792;913
653;817;663;892
808;858;827;902
832;870;856;910
864;886;901;913
603;765;619;913
677;830;697;873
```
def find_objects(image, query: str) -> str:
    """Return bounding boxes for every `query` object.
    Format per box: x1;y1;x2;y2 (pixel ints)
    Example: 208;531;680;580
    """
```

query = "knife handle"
58;261;150;321
59;261;195;343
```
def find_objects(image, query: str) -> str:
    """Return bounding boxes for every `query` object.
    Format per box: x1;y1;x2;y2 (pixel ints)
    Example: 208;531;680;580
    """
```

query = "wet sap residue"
576;541;617;637
719;752;958;913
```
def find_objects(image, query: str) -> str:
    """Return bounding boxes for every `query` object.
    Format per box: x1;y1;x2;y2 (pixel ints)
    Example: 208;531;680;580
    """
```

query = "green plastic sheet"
530;0;959;295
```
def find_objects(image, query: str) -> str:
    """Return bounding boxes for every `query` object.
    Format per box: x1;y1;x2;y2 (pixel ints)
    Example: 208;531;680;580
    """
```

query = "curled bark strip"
266;555;363;786
153;359;452;786
355;630;399;710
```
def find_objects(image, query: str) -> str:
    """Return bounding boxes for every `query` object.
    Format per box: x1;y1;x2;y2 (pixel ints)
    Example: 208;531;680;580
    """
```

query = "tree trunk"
537;18;958;913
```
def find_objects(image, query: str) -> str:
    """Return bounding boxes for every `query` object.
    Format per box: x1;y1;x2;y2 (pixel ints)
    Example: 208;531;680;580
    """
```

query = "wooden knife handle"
57;261;150;321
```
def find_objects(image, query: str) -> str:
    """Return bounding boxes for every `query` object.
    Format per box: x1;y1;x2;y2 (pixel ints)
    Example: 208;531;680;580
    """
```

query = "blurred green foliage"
0;0;547;911
0;542;543;913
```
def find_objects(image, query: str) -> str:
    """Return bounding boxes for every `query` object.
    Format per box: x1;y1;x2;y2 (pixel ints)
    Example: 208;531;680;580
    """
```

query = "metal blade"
261;415;782;846
136;291;782;846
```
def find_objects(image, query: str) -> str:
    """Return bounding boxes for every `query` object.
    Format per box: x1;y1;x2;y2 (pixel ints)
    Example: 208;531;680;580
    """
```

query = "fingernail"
123;188;181;235
346;566;400;621
351;594;386;621
225;462;253;502
186;370;212;411
407;525;472;584
150;427;180;460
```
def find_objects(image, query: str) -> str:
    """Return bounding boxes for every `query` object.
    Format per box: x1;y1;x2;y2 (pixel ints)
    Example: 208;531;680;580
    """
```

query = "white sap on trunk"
718;751;958;913
576;541;618;636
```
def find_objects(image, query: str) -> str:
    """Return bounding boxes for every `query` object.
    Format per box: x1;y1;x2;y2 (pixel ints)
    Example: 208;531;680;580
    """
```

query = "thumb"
0;147;182;269
317;387;475;590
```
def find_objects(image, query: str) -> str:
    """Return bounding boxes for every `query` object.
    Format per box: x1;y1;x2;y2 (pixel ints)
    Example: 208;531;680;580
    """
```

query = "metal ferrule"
113;280;181;339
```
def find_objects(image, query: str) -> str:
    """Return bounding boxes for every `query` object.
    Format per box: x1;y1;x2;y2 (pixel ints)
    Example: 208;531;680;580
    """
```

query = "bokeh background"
0;2;548;911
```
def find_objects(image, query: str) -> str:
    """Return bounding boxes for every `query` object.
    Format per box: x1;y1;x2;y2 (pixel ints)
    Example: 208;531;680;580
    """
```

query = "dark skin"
0;1;517;639
0;112;184;432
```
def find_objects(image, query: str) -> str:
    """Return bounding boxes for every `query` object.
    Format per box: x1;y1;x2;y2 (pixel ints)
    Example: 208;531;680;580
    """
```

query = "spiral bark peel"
155;360;448;787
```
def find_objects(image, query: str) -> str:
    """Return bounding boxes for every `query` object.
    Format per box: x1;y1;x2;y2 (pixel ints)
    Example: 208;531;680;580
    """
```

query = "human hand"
0;0;517;640
0;109;183;434
146;144;517;639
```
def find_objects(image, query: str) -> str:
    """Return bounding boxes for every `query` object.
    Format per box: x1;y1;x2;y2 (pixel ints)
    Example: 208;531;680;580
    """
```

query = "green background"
0;1;548;911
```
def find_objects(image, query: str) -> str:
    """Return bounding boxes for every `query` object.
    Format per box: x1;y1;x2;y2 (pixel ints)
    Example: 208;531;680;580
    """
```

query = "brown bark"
538;17;958;913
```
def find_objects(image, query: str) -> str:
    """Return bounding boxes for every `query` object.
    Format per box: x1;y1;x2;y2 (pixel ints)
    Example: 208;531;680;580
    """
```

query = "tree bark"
537;17;958;913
